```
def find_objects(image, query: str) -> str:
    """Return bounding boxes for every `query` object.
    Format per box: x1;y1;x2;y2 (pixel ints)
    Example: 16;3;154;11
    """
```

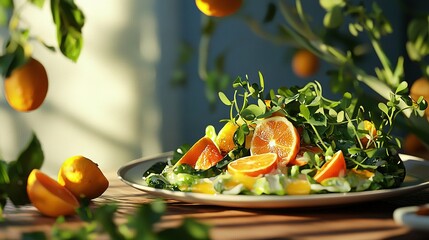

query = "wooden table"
1;173;428;240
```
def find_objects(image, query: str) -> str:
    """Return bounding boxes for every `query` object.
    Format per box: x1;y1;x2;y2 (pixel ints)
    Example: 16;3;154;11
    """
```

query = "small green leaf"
0;44;27;78
328;108;337;118
51;0;85;62
406;42;422;61
320;0;345;10
378;103;389;115
348;23;359;36
336;110;345;122
257;99;266;112
235;124;249;146
308;112;327;126
299;105;310;120
323;6;343;29
16;134;44;176
241;104;264;120
218;92;231;106
395;81;408;95
258;71;265;91
341;92;352;108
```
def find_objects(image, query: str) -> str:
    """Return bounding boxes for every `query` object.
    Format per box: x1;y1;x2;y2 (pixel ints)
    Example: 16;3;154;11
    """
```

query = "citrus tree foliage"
0;0;84;77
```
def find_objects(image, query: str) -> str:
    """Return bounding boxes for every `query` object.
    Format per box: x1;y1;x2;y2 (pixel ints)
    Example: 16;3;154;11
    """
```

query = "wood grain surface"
1;172;428;240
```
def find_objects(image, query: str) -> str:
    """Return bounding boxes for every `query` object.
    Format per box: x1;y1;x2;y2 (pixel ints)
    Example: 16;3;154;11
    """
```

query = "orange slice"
227;153;278;177
313;150;346;183
250;116;300;166
195;143;224;170
27;169;79;217
175;136;222;169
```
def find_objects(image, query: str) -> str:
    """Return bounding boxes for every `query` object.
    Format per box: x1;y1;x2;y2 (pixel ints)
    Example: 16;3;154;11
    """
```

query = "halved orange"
227;153;278;177
27;169;79;217
313;150;346;183
250;116;300;166
195;142;224;170
175;136;222;169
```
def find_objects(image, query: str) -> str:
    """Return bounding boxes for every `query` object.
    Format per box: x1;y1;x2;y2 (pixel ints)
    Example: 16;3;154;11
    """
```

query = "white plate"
394;204;429;231
117;153;429;208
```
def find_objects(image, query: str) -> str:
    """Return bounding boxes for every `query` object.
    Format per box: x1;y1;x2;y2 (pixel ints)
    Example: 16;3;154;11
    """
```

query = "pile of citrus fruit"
26;155;109;217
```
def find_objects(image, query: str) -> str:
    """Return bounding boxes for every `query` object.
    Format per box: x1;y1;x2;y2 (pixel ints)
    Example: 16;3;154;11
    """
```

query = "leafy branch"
0;0;84;77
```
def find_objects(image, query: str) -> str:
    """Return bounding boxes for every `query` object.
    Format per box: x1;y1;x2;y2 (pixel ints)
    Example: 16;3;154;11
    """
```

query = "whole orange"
292;49;320;78
410;77;429;116
58;155;109;199
4;57;48;112
195;0;242;17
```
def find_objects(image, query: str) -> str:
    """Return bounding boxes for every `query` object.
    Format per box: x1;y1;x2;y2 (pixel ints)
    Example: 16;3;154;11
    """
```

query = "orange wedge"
195;142;224;170
175;136;222;169
313;150;346;183
27;169;79;217
227;153;278;177
250;116;300;166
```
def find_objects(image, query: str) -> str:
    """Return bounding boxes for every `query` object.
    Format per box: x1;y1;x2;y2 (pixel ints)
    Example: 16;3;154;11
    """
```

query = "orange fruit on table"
4;57;48;112
27;169;79;217
175;136;223;169
410;77;429;116
216;121;238;154
250;116;300;166
58;155;109;199
228;152;279;177
313;150;346;183
195;0;242;17
292;49;320;78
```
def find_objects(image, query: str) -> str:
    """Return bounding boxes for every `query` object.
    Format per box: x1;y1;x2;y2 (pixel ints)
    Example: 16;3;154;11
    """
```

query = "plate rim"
117;153;429;208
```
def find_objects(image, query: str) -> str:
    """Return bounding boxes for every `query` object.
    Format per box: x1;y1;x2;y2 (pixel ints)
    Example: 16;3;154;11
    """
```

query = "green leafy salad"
143;73;426;196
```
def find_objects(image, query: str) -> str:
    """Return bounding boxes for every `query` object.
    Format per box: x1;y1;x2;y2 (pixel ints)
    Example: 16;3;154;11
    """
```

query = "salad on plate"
143;73;427;196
